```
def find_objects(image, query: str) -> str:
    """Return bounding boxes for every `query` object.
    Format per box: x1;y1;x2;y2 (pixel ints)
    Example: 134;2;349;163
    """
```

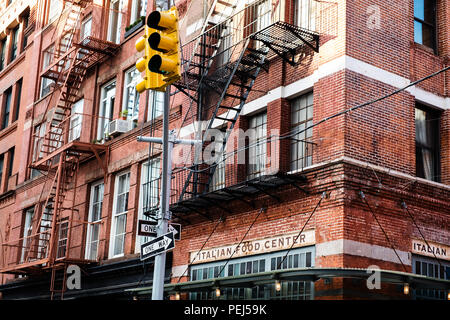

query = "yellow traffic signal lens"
136;79;147;93
149;55;178;75
135;36;146;52
136;57;147;73
149;33;178;53
147;11;177;31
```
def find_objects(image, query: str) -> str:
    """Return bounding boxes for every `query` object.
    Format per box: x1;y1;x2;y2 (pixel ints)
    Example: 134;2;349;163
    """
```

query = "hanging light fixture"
215;287;221;297
175;292;180;300
275;280;281;292
403;283;410;295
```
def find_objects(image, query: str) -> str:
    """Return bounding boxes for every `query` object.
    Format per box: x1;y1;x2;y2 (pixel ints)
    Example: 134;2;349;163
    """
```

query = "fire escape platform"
75;36;121;69
30;141;107;171
170;172;308;220
0;258;49;275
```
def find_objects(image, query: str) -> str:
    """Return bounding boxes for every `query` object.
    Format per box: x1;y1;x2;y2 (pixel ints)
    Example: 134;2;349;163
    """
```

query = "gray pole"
151;85;172;300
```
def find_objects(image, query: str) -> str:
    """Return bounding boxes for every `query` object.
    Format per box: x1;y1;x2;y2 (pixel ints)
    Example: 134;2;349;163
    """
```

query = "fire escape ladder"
178;39;270;202
173;22;230;103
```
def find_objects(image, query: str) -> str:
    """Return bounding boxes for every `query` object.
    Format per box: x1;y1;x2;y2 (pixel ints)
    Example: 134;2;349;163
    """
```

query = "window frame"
109;170;130;258
97;79;116;141
414;0;437;53
85;180;104;260
0;37;7;71
10;25;20;62
247;112;267;179
135;158;161;252
123;66;140;122
21;207;35;263
415;104;440;182
2;86;13;130
107;0;123;44
290;91;314;172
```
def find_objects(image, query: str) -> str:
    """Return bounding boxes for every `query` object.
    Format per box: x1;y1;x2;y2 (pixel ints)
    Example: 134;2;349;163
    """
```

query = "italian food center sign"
189;230;315;264
412;239;449;261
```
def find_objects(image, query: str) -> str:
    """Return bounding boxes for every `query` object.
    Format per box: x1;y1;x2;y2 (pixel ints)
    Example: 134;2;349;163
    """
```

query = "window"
209;128;226;192
247;112;267;179
86;182;104;260
22;13;29;50
190;247;315;300
130;0;146;25
80;15;92;40
2;87;12;130
110;171;130;257
21;207;35;263
69;99;83;142
38;202;53;259
97;80;116;141
56;219;69;259
0;153;4;188
48;0;63;24
147;90;164;121
412;255;449;300
136;158;160;251
10;26;19;62
108;0;122;44
40;45;55;97
290;92;313;171
123;67;140;121
415;106;440;182
295;0;316;31
0;38;7;71
13;79;22;122
414;0;437;52
7;147;14;179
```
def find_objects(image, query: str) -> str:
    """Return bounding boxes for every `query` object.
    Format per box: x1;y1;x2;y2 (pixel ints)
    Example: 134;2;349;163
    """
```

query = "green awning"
126;267;450;295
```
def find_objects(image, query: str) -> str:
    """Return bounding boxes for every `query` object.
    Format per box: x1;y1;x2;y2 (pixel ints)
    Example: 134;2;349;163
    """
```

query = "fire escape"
0;0;119;299
166;0;321;221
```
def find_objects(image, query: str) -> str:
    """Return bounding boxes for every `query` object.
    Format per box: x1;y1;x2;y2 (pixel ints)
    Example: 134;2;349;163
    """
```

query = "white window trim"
98;79;116;141
135;159;160;253
85;180;104;260
109;170;130;258
123;67;140;121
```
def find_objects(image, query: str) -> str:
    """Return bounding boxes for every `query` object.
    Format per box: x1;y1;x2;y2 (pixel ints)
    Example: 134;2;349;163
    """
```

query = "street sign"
138;219;158;237
168;223;181;241
140;231;175;261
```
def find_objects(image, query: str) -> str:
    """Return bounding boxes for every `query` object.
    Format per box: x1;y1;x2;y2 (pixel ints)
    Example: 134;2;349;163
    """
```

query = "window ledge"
412;41;438;57
0;51;25;77
0;121;18;139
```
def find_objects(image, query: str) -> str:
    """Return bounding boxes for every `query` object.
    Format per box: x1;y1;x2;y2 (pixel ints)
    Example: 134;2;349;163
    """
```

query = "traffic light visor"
147;11;177;31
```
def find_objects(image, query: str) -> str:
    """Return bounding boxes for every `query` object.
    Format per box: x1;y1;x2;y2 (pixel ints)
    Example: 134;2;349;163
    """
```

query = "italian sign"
189;229;315;264
412;239;449;261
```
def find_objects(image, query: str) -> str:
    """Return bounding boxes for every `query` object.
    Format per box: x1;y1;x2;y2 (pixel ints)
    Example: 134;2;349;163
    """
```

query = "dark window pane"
306;252;312;267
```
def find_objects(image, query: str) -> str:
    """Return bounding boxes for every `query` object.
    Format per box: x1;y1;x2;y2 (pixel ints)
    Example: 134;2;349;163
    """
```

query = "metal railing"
181;0;329;72
170;136;316;203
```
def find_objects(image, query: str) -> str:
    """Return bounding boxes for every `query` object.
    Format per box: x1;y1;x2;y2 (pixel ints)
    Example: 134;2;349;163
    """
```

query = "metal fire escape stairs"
172;1;320;214
0;0;119;299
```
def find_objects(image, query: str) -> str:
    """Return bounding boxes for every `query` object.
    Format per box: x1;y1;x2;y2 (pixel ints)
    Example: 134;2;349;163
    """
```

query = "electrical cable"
359;191;408;272
277;192;325;270
400;201;443;269
176;215;225;283
217;207;266;277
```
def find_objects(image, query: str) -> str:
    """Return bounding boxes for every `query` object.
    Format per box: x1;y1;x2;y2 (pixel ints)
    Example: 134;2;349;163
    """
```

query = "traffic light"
147;6;181;86
135;26;165;93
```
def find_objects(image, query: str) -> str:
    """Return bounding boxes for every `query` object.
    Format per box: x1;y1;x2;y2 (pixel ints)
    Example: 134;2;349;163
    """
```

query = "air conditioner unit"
108;119;133;136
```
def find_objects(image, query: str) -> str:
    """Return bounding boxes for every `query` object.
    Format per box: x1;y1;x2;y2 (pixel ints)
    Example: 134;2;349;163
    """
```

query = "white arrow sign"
140;231;175;261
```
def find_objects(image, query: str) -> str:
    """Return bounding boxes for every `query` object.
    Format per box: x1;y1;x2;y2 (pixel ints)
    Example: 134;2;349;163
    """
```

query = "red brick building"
0;0;448;300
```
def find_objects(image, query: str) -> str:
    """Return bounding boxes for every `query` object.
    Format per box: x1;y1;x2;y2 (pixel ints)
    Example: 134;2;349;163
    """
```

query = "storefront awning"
126;267;450;295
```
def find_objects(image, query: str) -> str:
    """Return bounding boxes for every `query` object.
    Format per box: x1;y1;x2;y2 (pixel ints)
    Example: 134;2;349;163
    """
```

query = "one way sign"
140;232;175;261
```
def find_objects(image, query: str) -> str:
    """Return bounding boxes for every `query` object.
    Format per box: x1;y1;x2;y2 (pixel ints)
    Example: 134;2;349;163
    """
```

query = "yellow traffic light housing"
147;6;181;86
135;27;165;93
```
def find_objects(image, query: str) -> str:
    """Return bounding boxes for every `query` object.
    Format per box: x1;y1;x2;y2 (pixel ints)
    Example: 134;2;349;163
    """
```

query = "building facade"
0;0;449;300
